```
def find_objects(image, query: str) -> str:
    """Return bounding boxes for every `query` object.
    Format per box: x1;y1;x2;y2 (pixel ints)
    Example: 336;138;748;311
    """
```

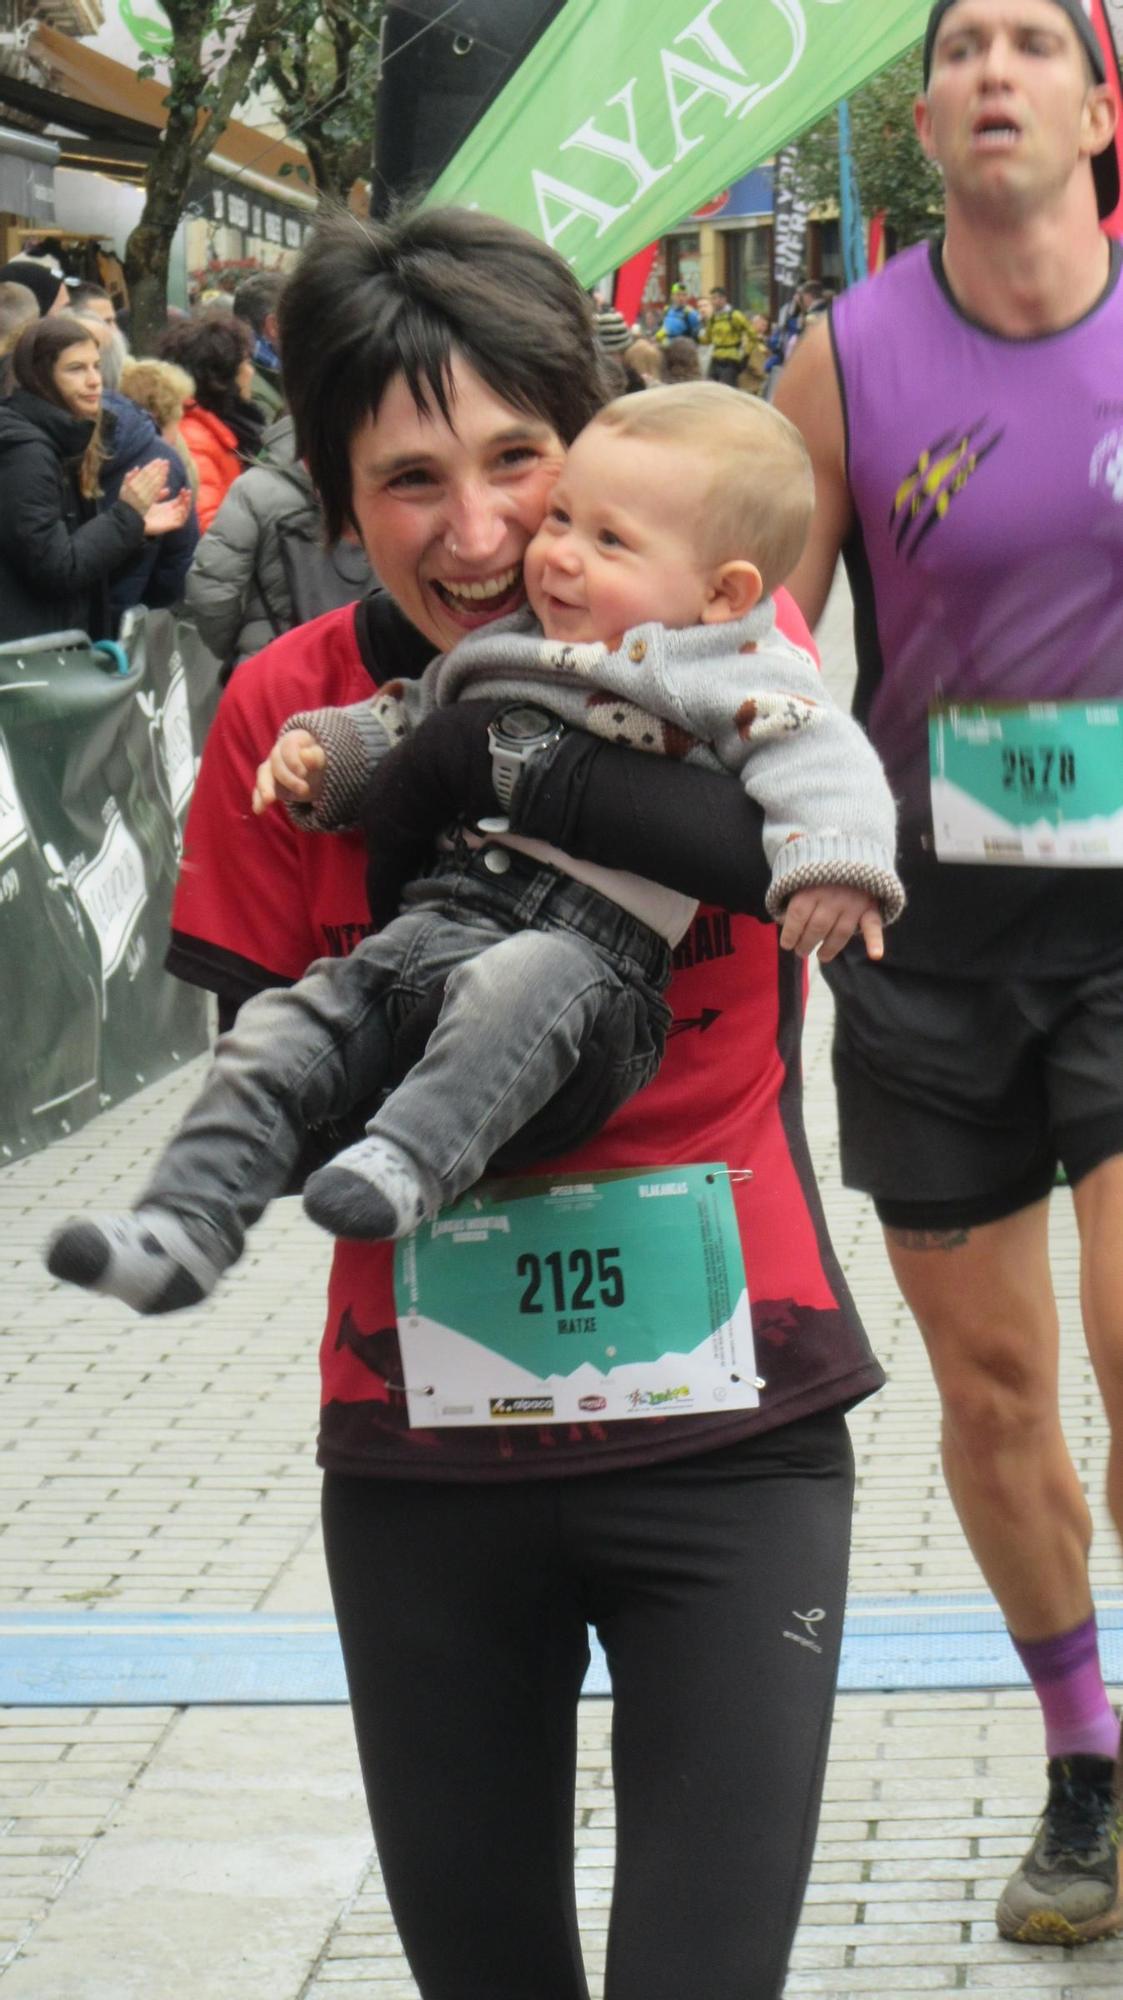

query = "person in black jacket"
0;315;192;646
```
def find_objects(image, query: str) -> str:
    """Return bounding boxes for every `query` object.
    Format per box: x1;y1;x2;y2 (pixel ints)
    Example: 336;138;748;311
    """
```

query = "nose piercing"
448;536;460;559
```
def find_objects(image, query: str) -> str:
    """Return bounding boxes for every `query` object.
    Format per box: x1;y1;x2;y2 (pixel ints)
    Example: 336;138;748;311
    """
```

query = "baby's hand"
252;729;327;814
779;885;884;964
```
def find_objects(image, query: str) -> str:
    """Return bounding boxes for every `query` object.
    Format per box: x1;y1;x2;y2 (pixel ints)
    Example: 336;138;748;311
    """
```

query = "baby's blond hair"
592;383;814;596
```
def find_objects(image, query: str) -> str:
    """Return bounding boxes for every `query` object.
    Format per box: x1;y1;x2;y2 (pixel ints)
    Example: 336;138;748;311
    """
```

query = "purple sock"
1011;1614;1121;1763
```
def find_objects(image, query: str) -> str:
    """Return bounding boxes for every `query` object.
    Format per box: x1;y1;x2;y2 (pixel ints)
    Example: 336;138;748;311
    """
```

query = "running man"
776;0;1123;1948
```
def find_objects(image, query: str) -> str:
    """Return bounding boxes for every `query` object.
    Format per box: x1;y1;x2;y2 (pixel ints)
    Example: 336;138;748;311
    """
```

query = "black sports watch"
486;703;566;811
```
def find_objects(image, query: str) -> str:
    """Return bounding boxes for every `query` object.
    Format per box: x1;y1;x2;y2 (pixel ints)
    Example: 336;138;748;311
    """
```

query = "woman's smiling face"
348;357;567;654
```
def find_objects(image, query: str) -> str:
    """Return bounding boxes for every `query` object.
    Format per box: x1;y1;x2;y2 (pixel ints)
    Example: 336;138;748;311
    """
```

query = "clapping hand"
142;487;194;537
120;459;169;517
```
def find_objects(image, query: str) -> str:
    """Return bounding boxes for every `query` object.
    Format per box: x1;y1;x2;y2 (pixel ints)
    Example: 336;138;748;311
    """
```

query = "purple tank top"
830;240;1123;976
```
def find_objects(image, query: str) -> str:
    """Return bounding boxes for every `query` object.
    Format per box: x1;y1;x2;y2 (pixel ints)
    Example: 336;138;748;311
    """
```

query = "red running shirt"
170;598;883;1480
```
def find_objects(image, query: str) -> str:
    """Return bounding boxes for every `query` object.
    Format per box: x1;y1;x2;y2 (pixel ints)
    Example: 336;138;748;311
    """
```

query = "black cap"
0;258;64;317
922;0;1119;219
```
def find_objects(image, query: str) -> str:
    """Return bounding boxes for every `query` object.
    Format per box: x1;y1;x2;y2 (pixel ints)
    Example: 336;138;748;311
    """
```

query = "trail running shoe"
996;1754;1123;1945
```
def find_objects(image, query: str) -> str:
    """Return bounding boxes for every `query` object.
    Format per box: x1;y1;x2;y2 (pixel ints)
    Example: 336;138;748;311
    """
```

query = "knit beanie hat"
0;258;64;317
594;306;632;352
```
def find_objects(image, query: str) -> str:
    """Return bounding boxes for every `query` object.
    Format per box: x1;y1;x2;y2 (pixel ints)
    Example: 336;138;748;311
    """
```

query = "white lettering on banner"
673;0;747;68
533;0;818;255
661;50;754;159
73;809;147;984
533;172;627;248
0;740;28;866
560;80;674;198
160;668;195;819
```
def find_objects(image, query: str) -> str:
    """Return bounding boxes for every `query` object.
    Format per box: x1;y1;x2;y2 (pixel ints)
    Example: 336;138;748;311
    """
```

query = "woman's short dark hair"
12;313;100;406
155;310;251;415
279;205;607;541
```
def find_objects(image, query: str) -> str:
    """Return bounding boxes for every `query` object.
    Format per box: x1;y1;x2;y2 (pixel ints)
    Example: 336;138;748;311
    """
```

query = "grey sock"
302;1136;433;1241
45;1207;228;1315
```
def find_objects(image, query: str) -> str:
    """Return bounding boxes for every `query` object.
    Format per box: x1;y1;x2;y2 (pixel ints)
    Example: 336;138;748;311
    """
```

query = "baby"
47;384;903;1315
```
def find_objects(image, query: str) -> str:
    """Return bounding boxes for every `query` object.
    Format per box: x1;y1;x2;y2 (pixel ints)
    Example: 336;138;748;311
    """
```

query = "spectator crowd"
0;250;813;663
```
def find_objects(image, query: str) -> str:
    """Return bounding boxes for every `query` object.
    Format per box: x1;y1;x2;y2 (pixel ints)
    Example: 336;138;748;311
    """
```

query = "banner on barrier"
0;613;218;1162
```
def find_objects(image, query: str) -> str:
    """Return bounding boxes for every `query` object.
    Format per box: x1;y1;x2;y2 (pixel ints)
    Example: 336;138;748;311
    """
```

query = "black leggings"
322;1409;854;2000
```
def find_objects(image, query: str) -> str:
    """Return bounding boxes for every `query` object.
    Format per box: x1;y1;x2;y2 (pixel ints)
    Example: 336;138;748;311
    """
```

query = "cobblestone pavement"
1;581;1120;1996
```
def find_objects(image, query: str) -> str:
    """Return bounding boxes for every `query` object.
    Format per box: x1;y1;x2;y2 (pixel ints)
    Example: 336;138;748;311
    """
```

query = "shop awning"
0;26;315;208
0;123;58;221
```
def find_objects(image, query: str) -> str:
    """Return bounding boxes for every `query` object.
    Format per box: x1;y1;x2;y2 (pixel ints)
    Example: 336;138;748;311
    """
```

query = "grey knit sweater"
286;602;905;921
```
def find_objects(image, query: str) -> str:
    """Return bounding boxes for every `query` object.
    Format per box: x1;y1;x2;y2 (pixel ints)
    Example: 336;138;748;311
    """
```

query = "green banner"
0;613;218;1162
428;0;929;282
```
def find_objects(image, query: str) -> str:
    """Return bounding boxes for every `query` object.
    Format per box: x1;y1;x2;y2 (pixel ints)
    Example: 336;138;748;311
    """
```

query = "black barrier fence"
0;611;220;1163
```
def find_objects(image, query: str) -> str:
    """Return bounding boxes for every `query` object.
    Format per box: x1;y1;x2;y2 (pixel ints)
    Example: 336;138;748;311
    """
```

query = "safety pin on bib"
703;1170;764;1386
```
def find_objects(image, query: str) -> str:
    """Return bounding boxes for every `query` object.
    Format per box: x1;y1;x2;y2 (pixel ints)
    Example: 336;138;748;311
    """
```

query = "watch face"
497;704;557;743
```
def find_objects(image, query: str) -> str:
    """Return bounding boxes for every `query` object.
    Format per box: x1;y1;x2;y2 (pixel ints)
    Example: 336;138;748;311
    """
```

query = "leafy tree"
124;0;291;353
796;46;944;252
124;0;382;353
260;0;383;204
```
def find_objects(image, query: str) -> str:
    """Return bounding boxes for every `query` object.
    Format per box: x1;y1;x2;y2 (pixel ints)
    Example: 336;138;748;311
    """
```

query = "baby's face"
524;425;717;648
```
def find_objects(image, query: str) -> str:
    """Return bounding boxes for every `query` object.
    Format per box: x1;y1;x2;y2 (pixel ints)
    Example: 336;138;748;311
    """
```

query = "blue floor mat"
4;1595;1123;1706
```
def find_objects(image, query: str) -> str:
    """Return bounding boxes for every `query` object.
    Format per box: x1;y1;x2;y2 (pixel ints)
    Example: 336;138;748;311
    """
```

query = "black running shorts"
824;955;1123;1230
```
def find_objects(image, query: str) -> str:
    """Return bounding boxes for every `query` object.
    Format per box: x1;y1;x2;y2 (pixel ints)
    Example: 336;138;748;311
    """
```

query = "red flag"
614;245;658;330
1091;0;1123;238
867;211;888;274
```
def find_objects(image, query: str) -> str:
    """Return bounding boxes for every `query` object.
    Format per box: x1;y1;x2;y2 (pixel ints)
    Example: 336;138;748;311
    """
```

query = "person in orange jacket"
156;311;264;530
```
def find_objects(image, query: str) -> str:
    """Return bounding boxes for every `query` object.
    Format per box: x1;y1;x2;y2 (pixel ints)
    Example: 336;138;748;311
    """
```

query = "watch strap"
491;748;521;809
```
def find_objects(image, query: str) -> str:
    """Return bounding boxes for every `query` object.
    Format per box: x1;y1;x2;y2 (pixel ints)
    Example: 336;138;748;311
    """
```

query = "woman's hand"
252;729;326;815
142;488;194;537
120;460;170;517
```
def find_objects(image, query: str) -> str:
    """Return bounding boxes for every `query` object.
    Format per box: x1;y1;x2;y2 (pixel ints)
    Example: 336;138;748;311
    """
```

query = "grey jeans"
143;850;672;1258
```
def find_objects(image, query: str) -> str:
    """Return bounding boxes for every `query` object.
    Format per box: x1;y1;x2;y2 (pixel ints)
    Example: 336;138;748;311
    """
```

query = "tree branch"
186;0;293;171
